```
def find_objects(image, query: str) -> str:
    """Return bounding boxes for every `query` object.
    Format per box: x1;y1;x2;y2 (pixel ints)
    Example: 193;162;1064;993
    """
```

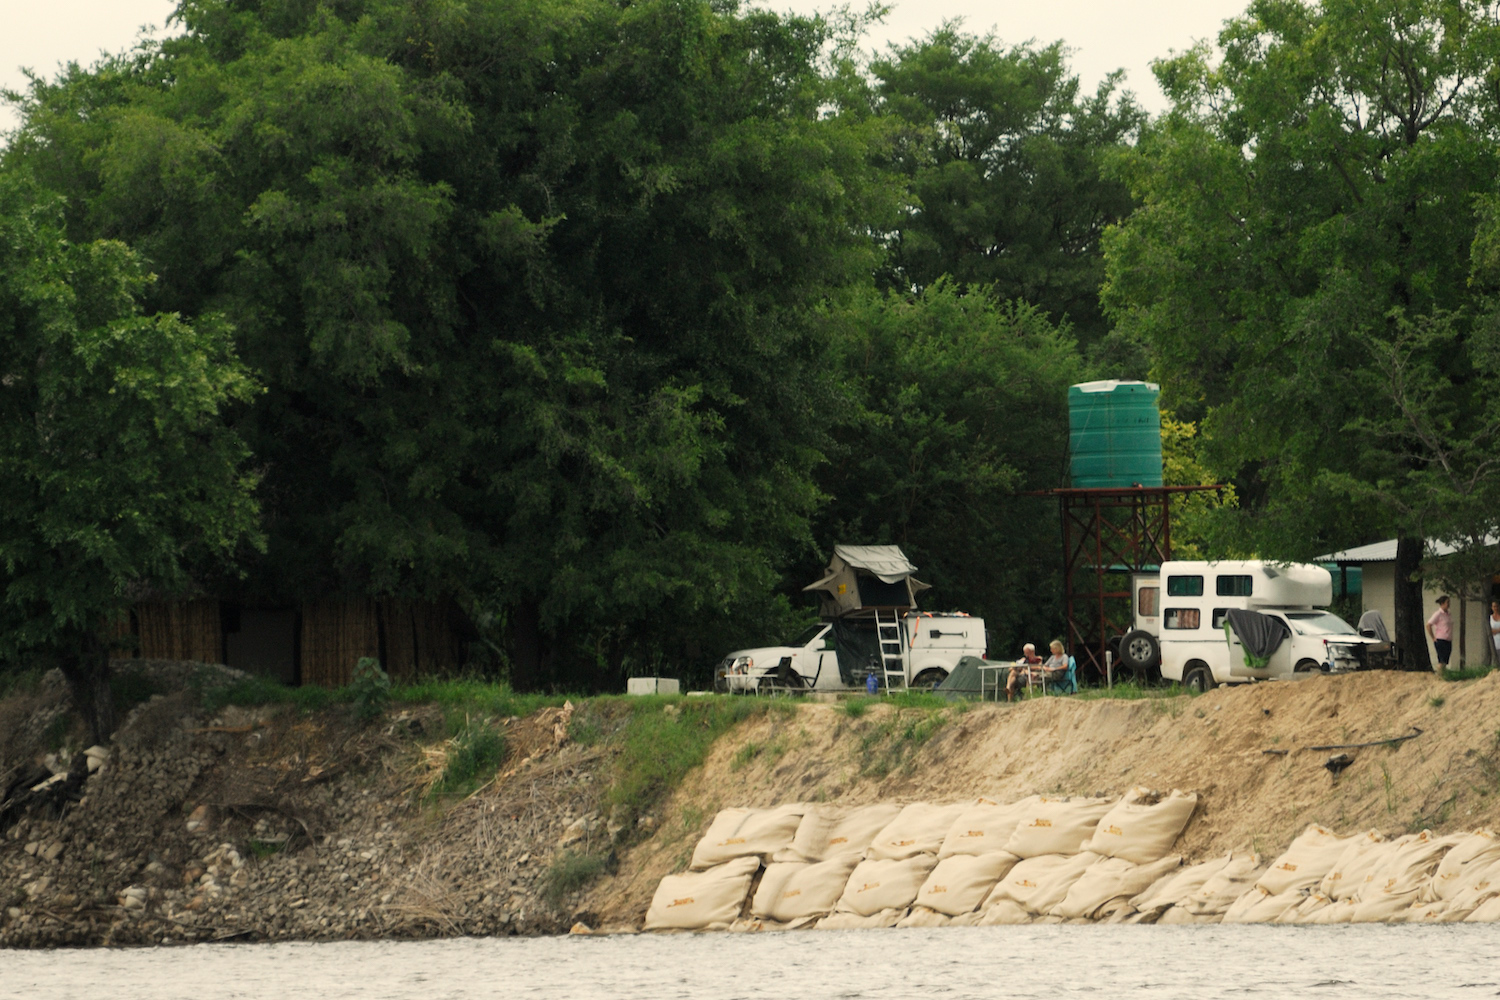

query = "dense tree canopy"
1103;0;1500;664
0;174;259;740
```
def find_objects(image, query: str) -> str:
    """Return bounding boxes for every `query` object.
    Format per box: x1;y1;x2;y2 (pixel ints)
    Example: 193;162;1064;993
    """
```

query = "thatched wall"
132;600;223;663
299;598;380;688
379;599;467;681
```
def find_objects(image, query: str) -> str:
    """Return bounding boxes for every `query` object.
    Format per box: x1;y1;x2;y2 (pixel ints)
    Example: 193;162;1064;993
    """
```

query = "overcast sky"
0;0;1251;136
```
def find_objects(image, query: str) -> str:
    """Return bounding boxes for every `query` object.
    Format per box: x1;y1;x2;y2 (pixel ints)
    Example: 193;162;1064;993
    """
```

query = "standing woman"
1489;600;1500;665
1427;595;1453;672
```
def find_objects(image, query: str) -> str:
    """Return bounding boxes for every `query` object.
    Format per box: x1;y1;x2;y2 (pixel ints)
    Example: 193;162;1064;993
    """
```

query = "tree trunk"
507;598;550;691
59;632;115;746
1394;536;1431;672
1459;588;1469;668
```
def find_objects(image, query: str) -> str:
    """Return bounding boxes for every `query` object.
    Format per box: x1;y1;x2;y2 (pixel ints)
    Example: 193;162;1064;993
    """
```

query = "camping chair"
1043;656;1078;695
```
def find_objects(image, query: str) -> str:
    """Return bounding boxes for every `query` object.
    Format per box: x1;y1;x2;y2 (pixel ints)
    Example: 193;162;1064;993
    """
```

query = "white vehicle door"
1160;570;1217;679
1133;576;1161;634
797;625;834;685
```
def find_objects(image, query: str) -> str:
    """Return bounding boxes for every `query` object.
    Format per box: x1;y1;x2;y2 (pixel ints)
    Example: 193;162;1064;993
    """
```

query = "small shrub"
1440;665;1493;682
730;741;762;771
841;697;874;718
543;851;613;905
350;657;391;722
430;718;507;800
248;838;285;859
1429;695;1446;708
109;672;161;717
0;667;46;700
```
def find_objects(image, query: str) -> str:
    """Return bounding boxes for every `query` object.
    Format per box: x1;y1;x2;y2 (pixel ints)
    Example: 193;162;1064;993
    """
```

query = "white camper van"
716;612;987;693
1116;560;1379;692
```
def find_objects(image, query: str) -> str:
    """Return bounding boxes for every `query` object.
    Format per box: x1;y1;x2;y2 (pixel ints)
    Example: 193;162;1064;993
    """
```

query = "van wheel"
1294;659;1324;673
912;669;948;692
1184;665;1215;694
1120;630;1161;674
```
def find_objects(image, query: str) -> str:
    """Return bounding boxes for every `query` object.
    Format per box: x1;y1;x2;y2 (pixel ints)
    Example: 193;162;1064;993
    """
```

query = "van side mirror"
1359;628;1376;639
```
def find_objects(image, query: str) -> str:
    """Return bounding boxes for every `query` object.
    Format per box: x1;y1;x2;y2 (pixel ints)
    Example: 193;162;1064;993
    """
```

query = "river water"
6;925;1500;999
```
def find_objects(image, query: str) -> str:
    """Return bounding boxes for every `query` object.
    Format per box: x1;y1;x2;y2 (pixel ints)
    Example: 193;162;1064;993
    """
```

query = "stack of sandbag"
937;797;1037;858
690;805;806;870
818;854;938;929
751;855;862;923
1410;829;1500;922
1128;855;1234;923
644;856;763;931
1224;824;1359;924
866;802;968;860
1349;831;1464;923
1080;789;1197;863
914;852;1019;916
1055;855;1184;920
1158;851;1263;924
775;803;903;863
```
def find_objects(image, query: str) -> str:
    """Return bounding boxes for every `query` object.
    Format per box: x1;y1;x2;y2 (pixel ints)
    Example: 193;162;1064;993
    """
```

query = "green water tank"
1068;380;1163;488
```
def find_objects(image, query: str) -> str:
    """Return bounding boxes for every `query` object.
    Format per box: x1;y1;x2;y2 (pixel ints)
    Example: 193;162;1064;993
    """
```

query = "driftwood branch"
1304;726;1423;751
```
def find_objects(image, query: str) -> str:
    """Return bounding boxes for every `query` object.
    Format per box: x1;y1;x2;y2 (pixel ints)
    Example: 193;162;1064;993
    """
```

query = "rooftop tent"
804;545;931;618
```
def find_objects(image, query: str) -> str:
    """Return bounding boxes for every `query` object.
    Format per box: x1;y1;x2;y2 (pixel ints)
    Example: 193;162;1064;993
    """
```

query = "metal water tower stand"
1041;485;1221;684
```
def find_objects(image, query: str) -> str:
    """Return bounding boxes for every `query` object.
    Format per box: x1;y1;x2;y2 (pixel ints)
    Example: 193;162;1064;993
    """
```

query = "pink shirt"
1428;608;1452;640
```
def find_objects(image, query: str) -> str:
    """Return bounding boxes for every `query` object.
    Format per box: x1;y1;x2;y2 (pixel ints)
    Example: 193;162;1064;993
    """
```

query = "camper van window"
1212;608;1231;629
1216;575;1254;597
1138;587;1159;617
1166;576;1204;597
1164;608;1201;630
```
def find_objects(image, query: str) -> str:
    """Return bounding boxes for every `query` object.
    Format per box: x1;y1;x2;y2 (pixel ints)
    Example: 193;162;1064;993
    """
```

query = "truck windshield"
1283;612;1357;635
786;624;828;647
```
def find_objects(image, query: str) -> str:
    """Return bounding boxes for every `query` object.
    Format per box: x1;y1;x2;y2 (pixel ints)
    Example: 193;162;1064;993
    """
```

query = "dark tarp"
1224;609;1290;669
934;655;987;700
830;618;881;686
1358;609;1391;643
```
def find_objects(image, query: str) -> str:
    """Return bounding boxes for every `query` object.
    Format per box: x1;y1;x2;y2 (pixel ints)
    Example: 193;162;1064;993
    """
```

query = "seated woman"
1007;641;1070;700
1005;643;1043;701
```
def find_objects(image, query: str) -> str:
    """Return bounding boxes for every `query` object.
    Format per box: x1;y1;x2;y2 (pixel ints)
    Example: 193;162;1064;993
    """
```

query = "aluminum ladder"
875;609;907;692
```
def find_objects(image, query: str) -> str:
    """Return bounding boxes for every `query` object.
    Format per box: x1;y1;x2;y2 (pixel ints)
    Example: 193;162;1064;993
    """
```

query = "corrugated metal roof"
1316;537;1495;563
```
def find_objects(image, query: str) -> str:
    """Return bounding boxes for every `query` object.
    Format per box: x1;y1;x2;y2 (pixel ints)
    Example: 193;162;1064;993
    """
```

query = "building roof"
1316;537;1494;563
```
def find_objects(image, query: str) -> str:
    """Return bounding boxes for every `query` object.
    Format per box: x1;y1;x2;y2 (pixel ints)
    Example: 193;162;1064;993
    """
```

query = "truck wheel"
1184;665;1216;694
1119;630;1161;676
1294;658;1324;673
911;668;948;692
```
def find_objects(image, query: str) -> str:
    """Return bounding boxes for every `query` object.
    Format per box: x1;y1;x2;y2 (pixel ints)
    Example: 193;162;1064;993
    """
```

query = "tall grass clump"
604;696;776;834
198;675;339;714
543;850;613;906
390;676;570;719
429;716;507;800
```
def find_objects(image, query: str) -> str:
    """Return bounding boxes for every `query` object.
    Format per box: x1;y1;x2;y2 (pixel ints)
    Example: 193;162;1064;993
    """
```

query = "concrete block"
627;677;680;696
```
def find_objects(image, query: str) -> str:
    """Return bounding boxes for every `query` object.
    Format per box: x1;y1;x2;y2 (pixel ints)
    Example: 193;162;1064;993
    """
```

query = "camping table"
978;661;1024;701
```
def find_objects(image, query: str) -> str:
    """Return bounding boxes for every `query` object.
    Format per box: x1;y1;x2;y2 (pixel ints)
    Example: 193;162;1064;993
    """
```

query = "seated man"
1005;643;1043;701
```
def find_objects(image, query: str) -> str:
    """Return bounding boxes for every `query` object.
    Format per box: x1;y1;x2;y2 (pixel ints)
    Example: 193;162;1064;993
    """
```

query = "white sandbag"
937;797;1038;858
816;907;906;929
1427;830;1500;901
1053;855;1183;920
867;803;967;861
690;805;806;870
1274;892;1327;924
1156;906;1218;925
837;855;938;916
1256;825;1356;896
1003;797;1112;858
1464;893;1500;922
1080;789;1197;864
1442;876;1500;922
1301;896;1356;924
1130;855;1232;915
915;852;1019;916
1354;831;1461;904
976;898;1034;925
1319;832;1401;900
947;910;988;927
1178;851;1263;917
1398;899;1451;923
751;856;861;922
774;803;903;863
1222;886;1304;924
644;857;761;931
984;852;1099;915
1098;899;1136;922
895;906;951;928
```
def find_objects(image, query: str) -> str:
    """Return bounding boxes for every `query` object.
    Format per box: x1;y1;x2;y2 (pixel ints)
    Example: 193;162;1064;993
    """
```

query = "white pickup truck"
1115;560;1380;693
716;612;987;693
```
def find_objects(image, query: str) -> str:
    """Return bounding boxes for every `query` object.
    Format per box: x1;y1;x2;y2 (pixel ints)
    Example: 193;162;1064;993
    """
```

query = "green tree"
5;0;902;689
872;27;1145;346
1102;0;1500;667
813;282;1085;651
0;176;259;742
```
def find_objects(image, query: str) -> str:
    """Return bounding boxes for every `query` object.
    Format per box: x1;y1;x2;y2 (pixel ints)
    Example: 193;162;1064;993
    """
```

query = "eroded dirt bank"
3;667;1496;945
